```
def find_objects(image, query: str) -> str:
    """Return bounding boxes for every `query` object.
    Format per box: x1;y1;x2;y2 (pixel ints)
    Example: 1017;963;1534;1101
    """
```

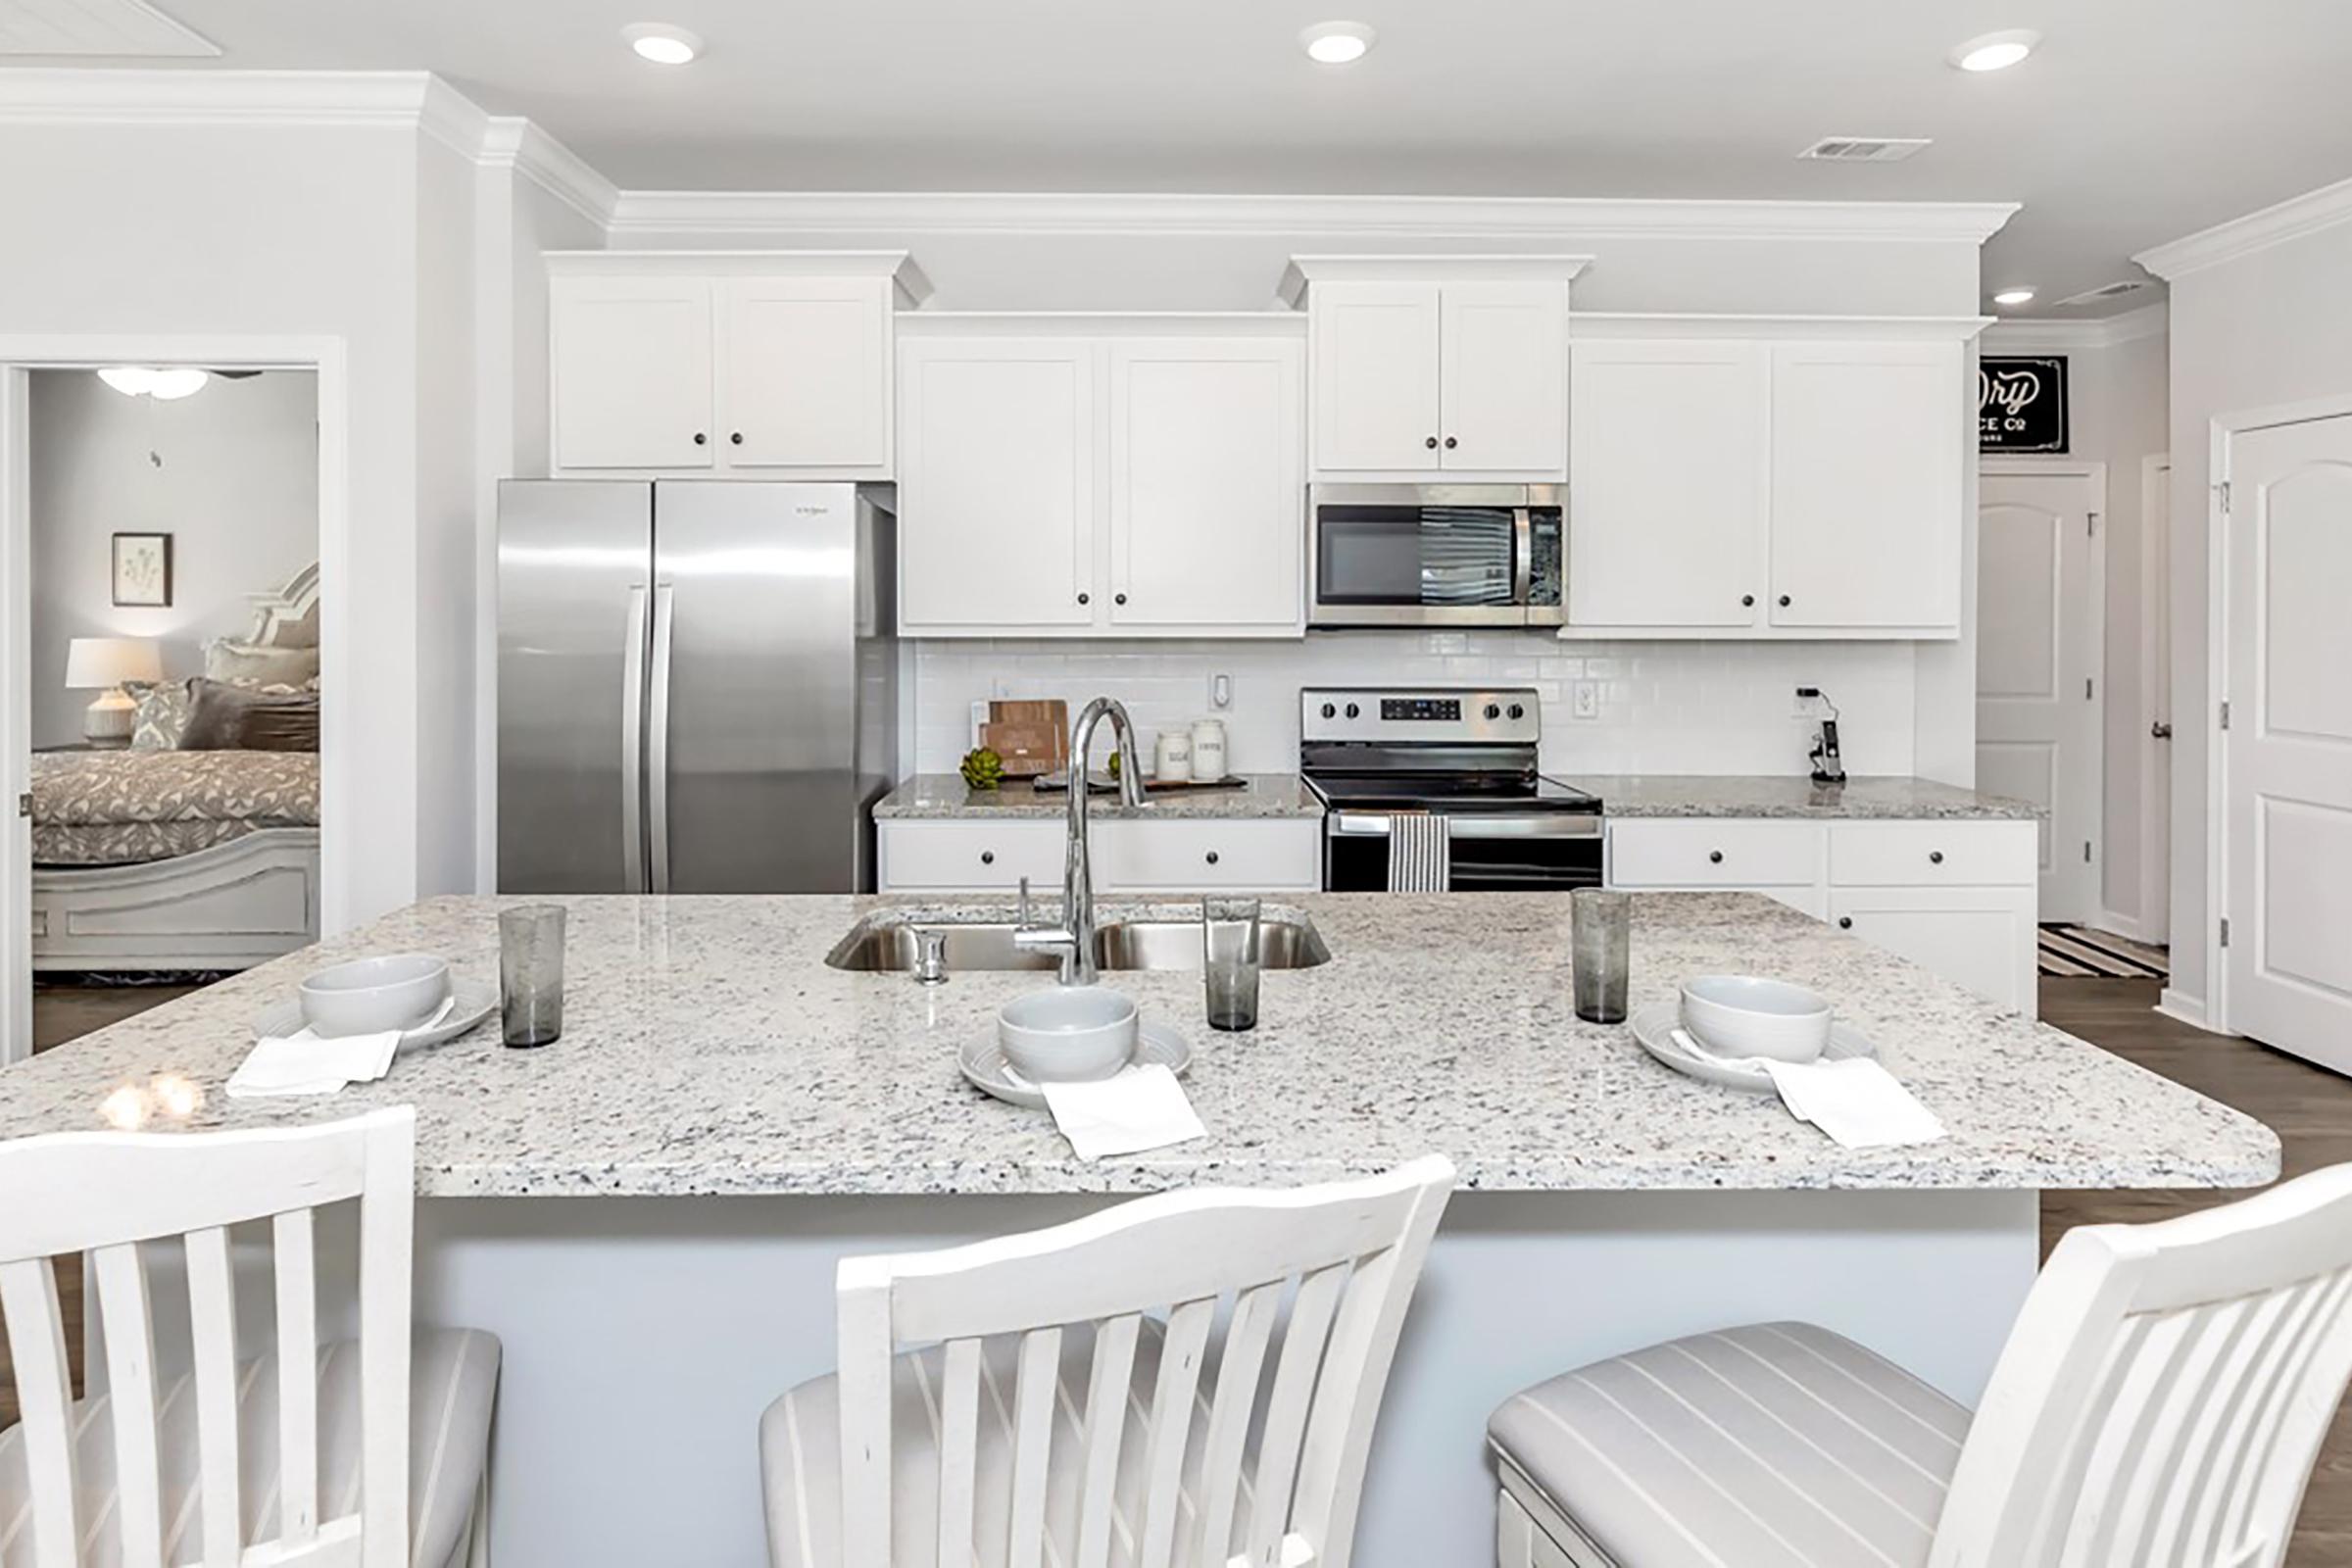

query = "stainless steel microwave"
1307;484;1564;628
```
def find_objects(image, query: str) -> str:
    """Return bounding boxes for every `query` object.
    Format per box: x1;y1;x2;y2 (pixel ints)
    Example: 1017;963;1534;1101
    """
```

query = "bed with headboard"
29;563;322;972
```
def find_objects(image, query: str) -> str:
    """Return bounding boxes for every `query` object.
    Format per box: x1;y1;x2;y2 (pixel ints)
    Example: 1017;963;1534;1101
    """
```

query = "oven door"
1310;485;1560;627
1323;811;1603;891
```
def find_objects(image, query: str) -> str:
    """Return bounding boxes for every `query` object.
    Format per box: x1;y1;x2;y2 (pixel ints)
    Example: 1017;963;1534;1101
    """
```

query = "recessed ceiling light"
1992;287;2036;307
1300;21;1376;66
622;23;702;66
1949;29;2038;72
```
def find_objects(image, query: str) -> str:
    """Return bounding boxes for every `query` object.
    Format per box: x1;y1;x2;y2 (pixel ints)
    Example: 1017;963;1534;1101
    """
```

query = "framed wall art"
112;531;173;608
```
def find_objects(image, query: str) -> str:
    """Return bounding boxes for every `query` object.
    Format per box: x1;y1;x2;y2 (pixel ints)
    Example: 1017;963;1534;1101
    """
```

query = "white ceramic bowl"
997;986;1141;1084
299;954;450;1039
1678;975;1834;1063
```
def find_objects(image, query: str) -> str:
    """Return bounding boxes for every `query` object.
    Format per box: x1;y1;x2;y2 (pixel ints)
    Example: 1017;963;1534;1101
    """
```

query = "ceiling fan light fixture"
622;23;703;66
97;367;210;400
1300;21;1377;66
1991;287;2035;306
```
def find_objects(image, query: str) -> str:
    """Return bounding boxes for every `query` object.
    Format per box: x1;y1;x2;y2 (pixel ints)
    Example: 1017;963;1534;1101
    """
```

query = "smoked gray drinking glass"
499;904;566;1048
1572;887;1632;1025
1201;896;1262;1032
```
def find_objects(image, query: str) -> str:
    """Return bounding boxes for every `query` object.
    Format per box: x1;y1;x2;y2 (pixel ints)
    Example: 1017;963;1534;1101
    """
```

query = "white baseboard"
2093;910;2153;945
2156;987;2233;1036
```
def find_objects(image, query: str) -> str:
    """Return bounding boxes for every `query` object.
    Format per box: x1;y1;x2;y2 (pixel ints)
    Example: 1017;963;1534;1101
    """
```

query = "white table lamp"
65;636;163;746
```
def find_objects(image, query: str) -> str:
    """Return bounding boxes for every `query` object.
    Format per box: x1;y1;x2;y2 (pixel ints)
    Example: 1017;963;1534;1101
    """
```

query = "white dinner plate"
1629;1001;1877;1094
252;978;498;1053
961;1021;1193;1109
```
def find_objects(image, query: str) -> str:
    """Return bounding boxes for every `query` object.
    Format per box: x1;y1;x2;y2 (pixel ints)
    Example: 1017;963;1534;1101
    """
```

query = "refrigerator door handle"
619;585;649;892
648;582;677;894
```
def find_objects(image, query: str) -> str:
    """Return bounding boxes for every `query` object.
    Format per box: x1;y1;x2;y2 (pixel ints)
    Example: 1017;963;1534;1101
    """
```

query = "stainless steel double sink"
825;912;1332;973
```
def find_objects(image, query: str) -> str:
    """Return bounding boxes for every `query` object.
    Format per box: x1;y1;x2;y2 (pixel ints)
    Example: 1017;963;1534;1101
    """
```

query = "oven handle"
1330;811;1602;841
1512;507;1534;608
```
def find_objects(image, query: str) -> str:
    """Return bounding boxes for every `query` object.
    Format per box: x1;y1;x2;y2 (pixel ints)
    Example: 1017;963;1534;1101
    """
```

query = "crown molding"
1573;312;1992;342
2134;175;2352;280
1982;301;2169;353
0;67;442;127
479;117;617;229
606;190;2020;246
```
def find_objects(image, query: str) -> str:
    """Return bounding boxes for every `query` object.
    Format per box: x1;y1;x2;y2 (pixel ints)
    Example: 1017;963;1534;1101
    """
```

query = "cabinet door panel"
899;340;1095;630
1830;885;2037;1015
551;277;714;469
1108;339;1303;630
1313;282;1442;472
1568;341;1768;627
718;277;889;469
1440;281;1568;473
1769;341;1963;629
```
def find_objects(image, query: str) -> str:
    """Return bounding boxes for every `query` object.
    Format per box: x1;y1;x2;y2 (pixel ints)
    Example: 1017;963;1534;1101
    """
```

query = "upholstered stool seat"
1489;1322;1969;1568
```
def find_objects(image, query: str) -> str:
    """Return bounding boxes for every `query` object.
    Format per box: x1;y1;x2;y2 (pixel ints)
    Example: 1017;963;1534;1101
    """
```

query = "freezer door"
497;480;654;893
652;483;861;892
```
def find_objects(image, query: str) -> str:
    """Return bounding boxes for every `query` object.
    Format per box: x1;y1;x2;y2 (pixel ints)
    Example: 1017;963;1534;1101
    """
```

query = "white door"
2142;459;2173;943
2224;414;2352;1062
550;276;714;469
898;338;1096;630
1567;340;1769;628
1312;281;1441;472
1976;469;2103;923
1832;886;2039;1016
1770;340;1964;629
1107;338;1303;630
1439;281;1567;473
717;277;890;470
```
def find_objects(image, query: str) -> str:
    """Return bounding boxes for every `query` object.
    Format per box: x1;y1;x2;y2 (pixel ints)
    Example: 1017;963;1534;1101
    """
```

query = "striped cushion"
0;1327;498;1568
761;1321;1254;1567
1488;1322;1970;1568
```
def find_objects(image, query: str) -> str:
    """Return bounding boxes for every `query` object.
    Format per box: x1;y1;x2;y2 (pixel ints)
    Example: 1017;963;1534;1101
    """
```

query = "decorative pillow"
178;678;321;753
202;638;319;688
125;678;197;750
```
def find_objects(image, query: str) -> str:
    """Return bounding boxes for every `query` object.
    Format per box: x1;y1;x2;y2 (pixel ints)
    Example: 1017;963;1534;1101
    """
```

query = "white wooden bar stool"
1489;1161;2352;1568
0;1108;500;1568
759;1154;1454;1568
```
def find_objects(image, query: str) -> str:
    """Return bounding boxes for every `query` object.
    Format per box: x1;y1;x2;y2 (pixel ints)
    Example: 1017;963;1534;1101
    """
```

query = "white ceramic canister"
1189;718;1228;782
1154;728;1194;783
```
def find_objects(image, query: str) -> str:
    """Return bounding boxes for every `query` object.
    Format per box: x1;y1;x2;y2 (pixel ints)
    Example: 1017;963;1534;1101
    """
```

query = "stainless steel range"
1298;687;1603;891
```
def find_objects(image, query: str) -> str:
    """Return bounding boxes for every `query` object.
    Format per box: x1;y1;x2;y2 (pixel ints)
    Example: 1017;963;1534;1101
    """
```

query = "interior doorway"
1977;463;2106;925
2139;455;2173;946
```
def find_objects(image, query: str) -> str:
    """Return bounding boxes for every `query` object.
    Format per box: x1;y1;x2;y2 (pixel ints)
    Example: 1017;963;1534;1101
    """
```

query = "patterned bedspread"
30;749;320;867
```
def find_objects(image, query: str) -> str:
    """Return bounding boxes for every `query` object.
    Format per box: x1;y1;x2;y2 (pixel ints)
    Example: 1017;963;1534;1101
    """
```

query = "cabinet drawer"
1828;821;2036;887
1607;819;1823;888
877;821;1064;891
1096;819;1322;892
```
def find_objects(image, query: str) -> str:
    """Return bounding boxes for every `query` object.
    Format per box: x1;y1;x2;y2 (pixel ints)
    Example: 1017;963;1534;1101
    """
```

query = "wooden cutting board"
979;700;1068;777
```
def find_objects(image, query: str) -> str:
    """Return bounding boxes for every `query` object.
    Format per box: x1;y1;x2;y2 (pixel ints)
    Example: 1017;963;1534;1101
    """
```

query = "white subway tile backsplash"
911;633;1918;780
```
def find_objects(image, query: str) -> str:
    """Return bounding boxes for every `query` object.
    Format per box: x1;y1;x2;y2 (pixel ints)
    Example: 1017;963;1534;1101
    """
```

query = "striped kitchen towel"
1387;810;1452;892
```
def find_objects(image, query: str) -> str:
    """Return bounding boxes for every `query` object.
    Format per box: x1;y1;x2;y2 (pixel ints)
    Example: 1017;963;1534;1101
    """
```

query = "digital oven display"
1380;699;1461;721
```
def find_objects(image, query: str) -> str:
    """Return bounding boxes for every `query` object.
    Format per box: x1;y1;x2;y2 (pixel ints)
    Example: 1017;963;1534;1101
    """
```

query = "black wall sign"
1979;356;2069;454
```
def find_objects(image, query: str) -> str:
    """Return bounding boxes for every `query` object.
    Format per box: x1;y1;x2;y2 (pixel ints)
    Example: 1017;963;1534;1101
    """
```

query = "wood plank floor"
5;976;2351;1560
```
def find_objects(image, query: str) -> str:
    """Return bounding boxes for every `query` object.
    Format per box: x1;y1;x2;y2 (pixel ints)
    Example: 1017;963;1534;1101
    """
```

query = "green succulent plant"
959;747;1005;791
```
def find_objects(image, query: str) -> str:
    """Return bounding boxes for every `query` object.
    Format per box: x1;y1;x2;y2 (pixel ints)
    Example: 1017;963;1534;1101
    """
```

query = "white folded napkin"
227;996;454;1099
1040;1064;1206;1160
1673;1027;1944;1149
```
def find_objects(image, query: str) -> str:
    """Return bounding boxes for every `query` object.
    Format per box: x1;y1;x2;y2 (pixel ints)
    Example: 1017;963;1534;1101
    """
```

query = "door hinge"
2083;840;2093;863
2216;480;2232;515
15;791;27;819
2085;677;2095;700
2087;513;2099;536
2220;700;2232;731
2220;916;2232;949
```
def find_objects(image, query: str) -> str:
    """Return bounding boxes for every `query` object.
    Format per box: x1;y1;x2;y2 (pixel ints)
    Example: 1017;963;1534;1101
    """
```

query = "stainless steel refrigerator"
497;480;899;894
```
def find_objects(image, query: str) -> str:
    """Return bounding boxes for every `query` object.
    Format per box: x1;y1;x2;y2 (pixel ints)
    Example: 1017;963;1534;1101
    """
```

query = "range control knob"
1507;703;1526;720
1320;702;1337;720
1483;703;1502;720
1345;702;1362;719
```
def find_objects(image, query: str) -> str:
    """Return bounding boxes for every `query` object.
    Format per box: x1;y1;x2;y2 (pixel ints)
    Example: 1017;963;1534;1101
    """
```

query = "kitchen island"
2;892;2277;1566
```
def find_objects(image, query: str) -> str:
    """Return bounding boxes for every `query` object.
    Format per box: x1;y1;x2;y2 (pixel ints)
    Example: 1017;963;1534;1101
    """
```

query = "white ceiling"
20;0;2352;316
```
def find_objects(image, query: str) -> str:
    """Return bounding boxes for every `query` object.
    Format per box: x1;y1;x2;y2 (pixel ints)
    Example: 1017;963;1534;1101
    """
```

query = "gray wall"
28;368;318;748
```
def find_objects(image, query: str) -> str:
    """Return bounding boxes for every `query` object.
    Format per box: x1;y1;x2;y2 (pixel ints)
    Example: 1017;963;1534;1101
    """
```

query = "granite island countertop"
875;771;1323;821
1573;774;2042;820
0;892;2274;1200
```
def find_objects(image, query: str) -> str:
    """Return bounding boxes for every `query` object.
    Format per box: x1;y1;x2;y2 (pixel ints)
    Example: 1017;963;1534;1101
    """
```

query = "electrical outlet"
1572;680;1600;720
1208;672;1233;710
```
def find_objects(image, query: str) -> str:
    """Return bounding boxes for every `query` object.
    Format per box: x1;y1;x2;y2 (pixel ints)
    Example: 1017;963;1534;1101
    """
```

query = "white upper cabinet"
1769;340;1964;631
1108;339;1304;631
717;276;891;468
898;324;1307;638
899;338;1097;630
1286;257;1587;481
548;252;922;477
1562;320;1979;641
551;276;716;470
1568;340;1770;629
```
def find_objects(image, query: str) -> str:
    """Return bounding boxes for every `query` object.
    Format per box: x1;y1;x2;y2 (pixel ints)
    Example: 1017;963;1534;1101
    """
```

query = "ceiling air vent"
0;0;218;56
1797;136;1932;164
2053;278;2154;308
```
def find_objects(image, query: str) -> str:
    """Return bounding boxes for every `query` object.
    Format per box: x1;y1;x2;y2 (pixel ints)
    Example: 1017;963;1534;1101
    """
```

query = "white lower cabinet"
1606;815;2038;1017
878;818;1320;895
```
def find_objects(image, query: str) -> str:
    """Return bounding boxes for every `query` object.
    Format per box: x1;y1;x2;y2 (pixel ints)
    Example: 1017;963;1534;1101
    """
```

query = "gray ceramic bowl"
997;986;1140;1084
299;954;450;1038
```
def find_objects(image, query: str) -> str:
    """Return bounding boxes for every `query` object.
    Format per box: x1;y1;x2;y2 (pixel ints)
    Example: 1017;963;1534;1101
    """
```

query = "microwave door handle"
1512;507;1534;610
